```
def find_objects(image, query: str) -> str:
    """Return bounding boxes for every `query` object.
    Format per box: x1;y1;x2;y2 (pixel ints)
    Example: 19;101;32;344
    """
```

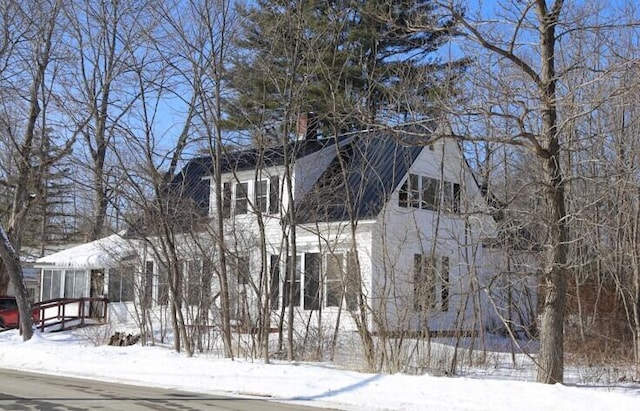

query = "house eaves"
34;234;138;269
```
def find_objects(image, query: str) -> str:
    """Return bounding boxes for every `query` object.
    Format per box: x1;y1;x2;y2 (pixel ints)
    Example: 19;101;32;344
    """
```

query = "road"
0;368;336;411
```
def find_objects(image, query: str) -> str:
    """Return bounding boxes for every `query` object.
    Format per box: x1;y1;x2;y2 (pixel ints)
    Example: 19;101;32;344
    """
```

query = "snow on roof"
34;234;138;269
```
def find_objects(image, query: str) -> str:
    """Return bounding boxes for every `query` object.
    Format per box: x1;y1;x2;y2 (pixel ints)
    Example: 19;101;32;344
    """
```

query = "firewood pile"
108;332;140;346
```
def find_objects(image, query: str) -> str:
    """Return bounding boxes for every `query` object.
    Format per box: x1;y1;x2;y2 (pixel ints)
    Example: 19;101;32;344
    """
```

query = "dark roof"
295;132;424;223
170;132;426;222
169;157;211;213
184;138;339;175
170;138;342;214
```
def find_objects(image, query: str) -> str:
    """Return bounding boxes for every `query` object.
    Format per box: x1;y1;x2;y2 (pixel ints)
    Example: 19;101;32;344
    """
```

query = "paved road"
0;369;336;411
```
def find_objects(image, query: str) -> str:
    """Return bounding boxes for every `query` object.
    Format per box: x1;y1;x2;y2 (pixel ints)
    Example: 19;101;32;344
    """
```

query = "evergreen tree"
226;0;462;139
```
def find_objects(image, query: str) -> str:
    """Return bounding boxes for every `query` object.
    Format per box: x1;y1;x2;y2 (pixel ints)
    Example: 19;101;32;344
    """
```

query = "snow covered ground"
0;327;638;411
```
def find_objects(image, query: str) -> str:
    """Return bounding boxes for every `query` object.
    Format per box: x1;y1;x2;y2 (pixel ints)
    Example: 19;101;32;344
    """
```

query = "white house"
35;119;537;335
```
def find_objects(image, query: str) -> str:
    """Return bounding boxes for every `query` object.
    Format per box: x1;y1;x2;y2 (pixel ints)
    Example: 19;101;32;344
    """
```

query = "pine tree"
225;1;461;138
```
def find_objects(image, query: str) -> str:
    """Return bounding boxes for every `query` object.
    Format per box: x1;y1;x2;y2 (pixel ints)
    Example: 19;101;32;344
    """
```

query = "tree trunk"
535;0;567;384
0;227;33;340
213;144;234;359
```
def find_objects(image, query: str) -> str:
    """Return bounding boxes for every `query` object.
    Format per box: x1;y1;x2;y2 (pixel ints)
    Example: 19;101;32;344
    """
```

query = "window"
345;252;360;311
234;255;250;319
185;260;202;306
235;182;248;214
325;254;344;307
284;256;301;307
255;180;268;213
143;261;154;309
279;252;361;310
201;258;213;304
236;255;250;286
442;182;461;213
441;257;450;312
414;254;436;312
304;253;321;310
42;269;88;300
157;263;169;306
453;183;460;213
108;267;134;302
65;270;87;298
399;174;419;208
422;177;439;210
180;259;213;307
399;173;461;214
409;174;420;207
42;269;62;301
269;176;280;214
225;176;280;217
269;255;280;310
222;182;232;218
399;182;408;207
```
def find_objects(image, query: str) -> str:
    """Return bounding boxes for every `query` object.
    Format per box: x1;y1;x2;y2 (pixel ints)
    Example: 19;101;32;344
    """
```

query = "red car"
0;296;40;329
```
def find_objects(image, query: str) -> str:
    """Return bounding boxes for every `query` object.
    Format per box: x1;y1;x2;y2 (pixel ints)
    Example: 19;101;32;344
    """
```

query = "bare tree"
0;0;75;340
62;0;153;241
424;0;640;383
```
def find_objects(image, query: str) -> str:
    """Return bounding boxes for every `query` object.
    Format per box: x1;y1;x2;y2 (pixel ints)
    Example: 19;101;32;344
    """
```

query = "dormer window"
268;176;280;214
220;176;280;217
222;183;232;218
255;180;268;213
235;182;249;214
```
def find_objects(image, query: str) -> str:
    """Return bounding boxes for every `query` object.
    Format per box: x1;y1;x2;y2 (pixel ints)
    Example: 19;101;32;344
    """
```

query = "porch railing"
33;297;109;332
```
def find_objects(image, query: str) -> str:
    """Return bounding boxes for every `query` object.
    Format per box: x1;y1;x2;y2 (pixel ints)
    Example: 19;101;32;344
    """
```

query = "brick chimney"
296;112;318;141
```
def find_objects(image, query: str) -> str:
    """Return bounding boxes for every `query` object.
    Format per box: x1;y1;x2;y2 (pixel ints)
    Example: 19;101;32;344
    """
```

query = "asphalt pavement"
0;368;337;411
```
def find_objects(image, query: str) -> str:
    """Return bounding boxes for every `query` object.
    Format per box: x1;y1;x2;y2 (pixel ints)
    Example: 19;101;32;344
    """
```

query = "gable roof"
295;132;424;223
169;129;431;223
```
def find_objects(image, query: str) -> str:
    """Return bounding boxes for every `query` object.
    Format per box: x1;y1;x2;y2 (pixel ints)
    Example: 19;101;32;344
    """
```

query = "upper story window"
399;173;461;213
255;180;268;213
268;176;280;214
222;183;232;218
221;176;280;218
235;182;249;215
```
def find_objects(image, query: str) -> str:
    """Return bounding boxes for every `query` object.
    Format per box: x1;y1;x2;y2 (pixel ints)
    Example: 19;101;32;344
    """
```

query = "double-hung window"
414;255;451;312
422;177;439;210
224;176;279;217
414;254;436;312
255;180;268;213
255;177;280;215
304;253;321;310
284;256;301;307
325;254;344;308
268;176;280;214
108;268;134;302
442;182;461;213
399;174;420;208
235;182;248;215
324;252;360;311
399;173;461;213
269;255;280;310
222;182;232;218
158;264;170;306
